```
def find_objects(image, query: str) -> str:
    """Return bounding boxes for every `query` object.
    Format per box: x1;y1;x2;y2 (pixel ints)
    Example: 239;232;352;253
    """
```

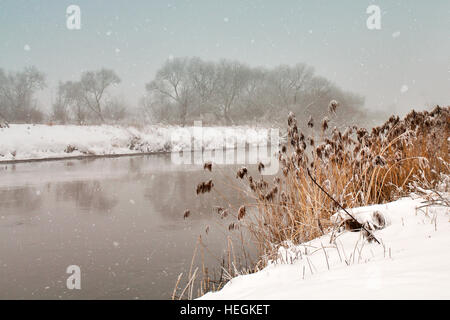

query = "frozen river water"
0;150;273;299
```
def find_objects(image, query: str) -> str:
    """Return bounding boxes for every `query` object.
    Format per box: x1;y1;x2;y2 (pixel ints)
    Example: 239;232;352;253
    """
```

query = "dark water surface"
0;151;271;299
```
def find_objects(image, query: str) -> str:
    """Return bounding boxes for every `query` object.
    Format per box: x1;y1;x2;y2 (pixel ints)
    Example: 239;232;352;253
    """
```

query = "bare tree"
103;96;128;122
53;81;86;124
238;67;270;120
144;57;366;126
268;63;314;111
146;58;194;126
188;58;218;117
79;69;121;122
0;66;46;123
51;81;71;124
0;69;8;125
214;60;249;125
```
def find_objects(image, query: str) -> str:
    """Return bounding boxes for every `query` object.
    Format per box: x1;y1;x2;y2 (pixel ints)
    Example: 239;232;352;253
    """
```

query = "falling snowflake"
400;85;409;93
24;44;31;51
392;31;401;38
223;17;229;23
115;48;120;53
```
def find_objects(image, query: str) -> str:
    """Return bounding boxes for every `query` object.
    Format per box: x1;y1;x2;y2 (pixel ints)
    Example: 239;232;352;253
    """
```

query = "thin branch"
306;168;381;244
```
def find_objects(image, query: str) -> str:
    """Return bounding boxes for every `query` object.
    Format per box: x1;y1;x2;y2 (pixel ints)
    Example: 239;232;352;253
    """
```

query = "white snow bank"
200;196;450;299
0;124;274;162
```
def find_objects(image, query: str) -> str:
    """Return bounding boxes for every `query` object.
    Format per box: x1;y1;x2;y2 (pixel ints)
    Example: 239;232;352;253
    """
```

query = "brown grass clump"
196;179;214;194
238;105;449;255
176;104;449;300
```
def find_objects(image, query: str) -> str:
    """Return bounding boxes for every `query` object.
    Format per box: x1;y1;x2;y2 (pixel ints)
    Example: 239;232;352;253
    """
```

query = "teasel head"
288;111;296;127
307;136;315;147
257;161;265;173
249;181;256;192
329;100;339;114
196;179;214;194
257;178;269;190
281;145;287;153
321;117;329;132
290;136;297;147
183;209;190;219
307;116;314;128
219;209;229;219
203;161;212;172
316;144;324;159
373;155;387;167
431;105;442;116
265;186;278;202
332;127;341;142
299;132;305;141
238;205;246;220
236;167;248;179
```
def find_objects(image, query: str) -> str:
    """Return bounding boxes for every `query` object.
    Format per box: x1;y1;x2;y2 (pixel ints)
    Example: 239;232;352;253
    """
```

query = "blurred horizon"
0;0;449;116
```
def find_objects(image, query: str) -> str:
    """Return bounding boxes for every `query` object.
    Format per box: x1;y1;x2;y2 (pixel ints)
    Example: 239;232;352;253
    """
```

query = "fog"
0;0;448;124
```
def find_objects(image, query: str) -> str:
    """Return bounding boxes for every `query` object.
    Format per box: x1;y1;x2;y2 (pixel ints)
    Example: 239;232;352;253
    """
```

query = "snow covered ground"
0;124;273;162
200;195;450;300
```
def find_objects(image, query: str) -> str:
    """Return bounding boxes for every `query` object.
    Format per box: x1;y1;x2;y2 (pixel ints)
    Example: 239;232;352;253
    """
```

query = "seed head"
203;161;212;171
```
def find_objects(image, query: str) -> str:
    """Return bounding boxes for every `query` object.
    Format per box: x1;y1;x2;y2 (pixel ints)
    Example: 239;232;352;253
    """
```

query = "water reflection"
0;187;43;214
55;181;119;214
0;151;274;299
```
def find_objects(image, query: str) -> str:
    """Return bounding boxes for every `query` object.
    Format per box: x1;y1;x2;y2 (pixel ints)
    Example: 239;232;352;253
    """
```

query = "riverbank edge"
0;150;169;165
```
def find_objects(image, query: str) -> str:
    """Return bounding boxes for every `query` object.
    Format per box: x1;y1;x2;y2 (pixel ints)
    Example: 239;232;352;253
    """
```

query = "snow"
200;196;450;300
0;124;272;162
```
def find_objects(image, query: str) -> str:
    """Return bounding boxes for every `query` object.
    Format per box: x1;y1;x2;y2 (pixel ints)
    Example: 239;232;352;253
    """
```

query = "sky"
0;0;449;115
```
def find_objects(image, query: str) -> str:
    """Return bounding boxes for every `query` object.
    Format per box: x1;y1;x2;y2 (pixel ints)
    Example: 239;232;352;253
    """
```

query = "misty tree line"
0;66;123;125
145;57;365;126
0;58;366;127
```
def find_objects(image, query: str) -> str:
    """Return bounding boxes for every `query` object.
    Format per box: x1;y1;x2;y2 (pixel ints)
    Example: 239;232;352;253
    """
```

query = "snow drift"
200;195;450;300
0;124;274;162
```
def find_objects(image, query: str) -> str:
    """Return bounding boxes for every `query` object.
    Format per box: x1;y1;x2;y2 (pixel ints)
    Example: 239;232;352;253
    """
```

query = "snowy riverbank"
0;124;275;162
200;195;450;300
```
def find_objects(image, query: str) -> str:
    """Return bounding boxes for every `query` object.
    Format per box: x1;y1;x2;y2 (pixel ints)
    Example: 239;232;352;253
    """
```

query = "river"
0;149;275;299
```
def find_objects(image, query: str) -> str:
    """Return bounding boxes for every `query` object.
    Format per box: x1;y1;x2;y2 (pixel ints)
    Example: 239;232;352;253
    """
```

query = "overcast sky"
0;0;448;115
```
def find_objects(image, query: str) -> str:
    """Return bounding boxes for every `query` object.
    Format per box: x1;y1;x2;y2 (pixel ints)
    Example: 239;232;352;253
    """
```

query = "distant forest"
0;58;379;128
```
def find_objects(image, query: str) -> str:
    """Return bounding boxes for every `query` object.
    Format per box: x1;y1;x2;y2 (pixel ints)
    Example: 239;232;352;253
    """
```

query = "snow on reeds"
175;104;449;299
239;105;449;255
